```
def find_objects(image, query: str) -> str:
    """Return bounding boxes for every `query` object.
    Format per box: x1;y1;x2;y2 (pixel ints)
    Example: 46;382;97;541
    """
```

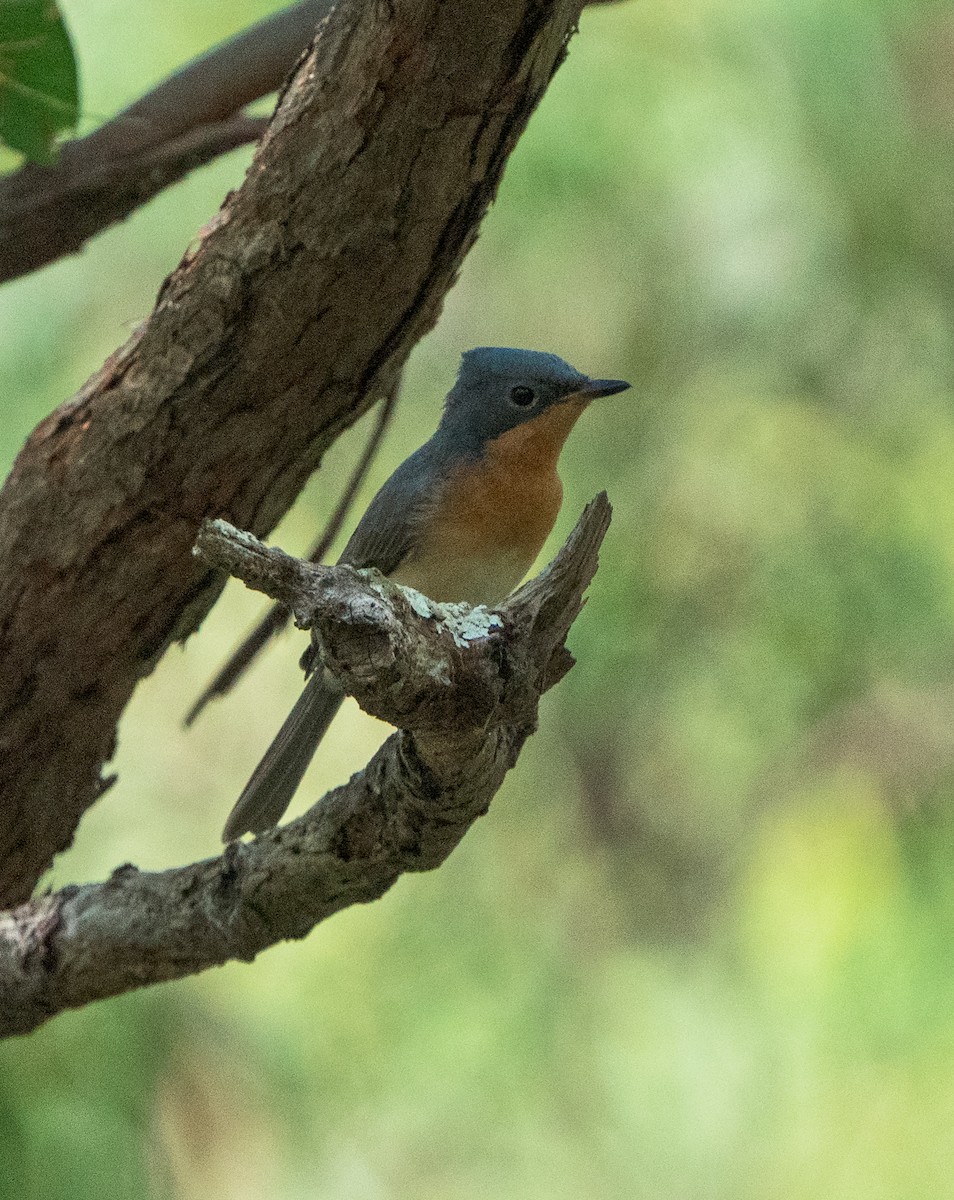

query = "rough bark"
0;494;611;1039
0;0;587;908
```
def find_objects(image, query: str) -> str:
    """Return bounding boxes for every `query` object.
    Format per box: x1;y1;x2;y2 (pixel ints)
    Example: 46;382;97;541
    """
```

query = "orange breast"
395;400;587;605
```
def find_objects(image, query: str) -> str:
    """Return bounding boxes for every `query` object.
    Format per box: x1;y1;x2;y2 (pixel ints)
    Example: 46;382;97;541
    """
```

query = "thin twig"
185;378;401;725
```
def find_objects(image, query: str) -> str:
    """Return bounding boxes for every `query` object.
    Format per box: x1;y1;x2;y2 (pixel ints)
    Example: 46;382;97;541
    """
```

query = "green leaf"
0;0;78;163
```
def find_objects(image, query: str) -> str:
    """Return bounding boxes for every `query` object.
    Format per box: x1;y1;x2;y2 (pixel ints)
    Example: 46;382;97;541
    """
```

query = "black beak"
579;377;631;399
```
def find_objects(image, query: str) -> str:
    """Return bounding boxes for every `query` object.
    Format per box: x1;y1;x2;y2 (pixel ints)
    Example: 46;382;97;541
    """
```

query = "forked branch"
0;495;611;1039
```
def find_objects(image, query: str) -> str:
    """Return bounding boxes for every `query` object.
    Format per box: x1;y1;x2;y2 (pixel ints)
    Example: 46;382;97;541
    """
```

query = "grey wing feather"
337;440;441;572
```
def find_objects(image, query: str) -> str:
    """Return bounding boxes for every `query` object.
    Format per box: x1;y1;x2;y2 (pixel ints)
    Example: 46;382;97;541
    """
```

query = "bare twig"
0;495;611;1039
185;377;401;726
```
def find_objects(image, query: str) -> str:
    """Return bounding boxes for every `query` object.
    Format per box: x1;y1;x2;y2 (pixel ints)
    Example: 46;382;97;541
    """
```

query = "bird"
221;346;629;841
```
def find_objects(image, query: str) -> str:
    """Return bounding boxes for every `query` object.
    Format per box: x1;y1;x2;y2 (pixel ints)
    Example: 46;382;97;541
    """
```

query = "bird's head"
438;346;630;453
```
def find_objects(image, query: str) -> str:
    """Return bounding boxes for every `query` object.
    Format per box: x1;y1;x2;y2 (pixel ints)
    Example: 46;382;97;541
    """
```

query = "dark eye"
509;385;536;407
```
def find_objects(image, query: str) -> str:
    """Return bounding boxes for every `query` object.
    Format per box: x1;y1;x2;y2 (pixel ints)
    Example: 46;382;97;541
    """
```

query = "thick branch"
0;1;334;283
0;0;587;907
0;495;611;1039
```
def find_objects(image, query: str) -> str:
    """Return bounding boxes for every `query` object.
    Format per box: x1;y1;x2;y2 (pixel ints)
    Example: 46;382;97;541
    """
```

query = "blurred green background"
4;0;954;1195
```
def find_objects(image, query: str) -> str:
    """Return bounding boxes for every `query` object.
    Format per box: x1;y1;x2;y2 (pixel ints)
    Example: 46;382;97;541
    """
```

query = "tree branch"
0;0;335;283
0;0;588;909
0;494;611;1039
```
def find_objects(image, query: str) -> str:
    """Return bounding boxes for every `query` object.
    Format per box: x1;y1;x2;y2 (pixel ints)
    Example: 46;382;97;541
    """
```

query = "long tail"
222;670;344;841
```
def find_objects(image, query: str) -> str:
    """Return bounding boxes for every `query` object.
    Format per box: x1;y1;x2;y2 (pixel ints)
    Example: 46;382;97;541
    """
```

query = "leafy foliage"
0;0;78;161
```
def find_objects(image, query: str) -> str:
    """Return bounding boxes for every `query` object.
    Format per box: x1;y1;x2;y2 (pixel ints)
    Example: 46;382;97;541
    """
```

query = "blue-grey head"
436;347;630;453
